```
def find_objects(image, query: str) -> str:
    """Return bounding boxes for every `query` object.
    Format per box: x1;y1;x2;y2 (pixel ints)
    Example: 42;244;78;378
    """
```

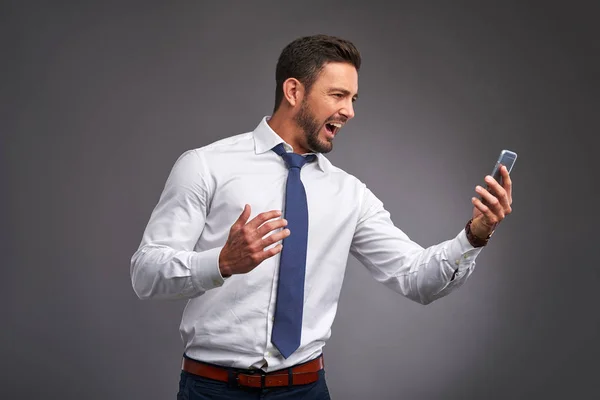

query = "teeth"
330;123;342;128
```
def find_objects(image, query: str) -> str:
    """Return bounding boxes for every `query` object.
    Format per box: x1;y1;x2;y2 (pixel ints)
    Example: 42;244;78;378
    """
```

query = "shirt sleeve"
350;185;482;305
130;150;226;300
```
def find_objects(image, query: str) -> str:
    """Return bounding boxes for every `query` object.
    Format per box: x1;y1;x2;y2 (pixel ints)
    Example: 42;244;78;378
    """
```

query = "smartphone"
490;149;517;185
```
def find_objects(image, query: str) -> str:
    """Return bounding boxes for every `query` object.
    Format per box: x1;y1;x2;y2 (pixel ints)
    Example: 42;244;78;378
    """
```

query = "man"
131;34;513;399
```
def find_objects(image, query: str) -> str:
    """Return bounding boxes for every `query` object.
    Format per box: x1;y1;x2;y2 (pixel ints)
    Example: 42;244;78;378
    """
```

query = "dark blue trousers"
177;368;331;399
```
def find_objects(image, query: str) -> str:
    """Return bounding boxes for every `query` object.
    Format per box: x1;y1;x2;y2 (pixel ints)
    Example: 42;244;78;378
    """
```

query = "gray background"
3;1;599;399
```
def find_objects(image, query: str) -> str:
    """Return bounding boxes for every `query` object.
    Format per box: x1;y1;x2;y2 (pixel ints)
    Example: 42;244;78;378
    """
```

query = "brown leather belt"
182;355;324;389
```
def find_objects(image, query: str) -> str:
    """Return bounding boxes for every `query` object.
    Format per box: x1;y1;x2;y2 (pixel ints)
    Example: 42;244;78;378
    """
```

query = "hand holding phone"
470;149;517;241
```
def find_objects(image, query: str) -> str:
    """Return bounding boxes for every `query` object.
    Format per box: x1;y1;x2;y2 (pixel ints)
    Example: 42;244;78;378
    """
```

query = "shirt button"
455;259;460;265
266;352;271;357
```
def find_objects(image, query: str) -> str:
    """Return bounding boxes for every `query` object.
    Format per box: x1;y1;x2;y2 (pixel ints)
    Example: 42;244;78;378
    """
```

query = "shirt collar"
252;116;328;172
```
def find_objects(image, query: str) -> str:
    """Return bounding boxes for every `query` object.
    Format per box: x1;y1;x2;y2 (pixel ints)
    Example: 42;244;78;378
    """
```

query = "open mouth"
325;122;343;137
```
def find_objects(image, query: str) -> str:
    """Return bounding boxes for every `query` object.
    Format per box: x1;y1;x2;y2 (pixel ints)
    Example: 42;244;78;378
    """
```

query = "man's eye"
333;93;344;98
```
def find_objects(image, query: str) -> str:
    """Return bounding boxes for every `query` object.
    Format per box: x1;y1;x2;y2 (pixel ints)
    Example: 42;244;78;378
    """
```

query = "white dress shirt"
130;117;483;372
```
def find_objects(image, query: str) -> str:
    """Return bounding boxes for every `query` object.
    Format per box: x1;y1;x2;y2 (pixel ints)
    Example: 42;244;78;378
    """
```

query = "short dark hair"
273;34;361;112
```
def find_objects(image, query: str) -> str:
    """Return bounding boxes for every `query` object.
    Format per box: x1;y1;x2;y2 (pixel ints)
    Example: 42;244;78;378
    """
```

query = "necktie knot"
272;143;316;169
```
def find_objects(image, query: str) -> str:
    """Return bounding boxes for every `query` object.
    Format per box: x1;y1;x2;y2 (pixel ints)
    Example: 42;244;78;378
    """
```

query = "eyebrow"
328;87;359;100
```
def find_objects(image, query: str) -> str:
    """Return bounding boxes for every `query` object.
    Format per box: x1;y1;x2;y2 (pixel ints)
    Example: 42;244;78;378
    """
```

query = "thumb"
236;204;251;226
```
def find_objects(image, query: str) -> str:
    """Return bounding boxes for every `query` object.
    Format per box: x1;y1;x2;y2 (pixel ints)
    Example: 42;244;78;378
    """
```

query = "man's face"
293;62;358;154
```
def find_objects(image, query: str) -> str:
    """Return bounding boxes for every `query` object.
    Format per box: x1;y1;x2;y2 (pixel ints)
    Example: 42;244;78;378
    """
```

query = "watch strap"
465;218;494;247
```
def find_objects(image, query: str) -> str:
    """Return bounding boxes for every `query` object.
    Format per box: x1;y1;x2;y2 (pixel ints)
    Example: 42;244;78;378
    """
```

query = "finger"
475;186;504;219
485;172;511;210
261;228;291;247
252;244;284;267
500;165;513;203
471;197;499;226
234;204;252;229
257;218;288;237
483;175;505;198
246;209;283;230
483;176;509;210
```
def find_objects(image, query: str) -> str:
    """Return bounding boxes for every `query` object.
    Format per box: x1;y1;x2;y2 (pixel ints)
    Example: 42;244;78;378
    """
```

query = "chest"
204;164;360;241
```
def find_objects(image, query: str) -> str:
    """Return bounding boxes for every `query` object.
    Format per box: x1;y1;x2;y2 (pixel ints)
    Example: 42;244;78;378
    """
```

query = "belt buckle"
233;370;267;389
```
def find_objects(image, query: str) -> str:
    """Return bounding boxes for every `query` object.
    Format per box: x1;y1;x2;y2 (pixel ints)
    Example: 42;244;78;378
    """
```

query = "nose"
340;101;355;120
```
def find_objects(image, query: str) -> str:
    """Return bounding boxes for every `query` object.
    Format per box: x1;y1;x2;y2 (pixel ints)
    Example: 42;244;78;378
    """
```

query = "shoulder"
167;130;254;176
319;154;363;184
321;157;385;218
317;154;370;200
190;131;254;158
171;131;255;169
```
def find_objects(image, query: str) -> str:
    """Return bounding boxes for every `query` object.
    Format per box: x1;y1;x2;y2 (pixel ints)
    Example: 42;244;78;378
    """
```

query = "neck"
267;112;308;154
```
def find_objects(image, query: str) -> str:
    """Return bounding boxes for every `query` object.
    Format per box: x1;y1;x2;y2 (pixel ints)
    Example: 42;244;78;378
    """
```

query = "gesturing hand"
218;205;289;278
470;165;513;238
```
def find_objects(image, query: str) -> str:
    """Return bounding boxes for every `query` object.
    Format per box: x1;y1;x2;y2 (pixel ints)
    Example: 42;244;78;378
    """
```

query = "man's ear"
282;78;304;108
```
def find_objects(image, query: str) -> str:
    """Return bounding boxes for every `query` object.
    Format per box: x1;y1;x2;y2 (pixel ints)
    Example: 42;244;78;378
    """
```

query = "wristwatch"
465;219;494;247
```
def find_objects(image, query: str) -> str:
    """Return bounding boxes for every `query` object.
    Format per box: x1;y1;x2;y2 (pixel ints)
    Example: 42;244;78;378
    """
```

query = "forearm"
383;230;480;305
351;186;483;305
130;244;224;300
130;150;222;300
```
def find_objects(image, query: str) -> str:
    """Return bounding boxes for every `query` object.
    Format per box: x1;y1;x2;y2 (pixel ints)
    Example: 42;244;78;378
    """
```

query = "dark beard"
294;99;333;154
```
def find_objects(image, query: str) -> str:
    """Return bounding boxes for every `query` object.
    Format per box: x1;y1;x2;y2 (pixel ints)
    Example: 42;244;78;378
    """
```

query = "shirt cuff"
190;246;227;291
447;229;483;271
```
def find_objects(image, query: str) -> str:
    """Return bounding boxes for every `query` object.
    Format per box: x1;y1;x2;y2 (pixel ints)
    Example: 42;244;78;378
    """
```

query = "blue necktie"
271;143;315;359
